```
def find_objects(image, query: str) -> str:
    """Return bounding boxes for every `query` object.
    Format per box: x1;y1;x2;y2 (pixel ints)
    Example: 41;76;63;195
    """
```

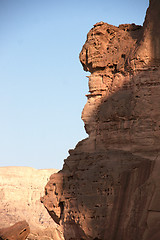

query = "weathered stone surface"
42;0;160;239
0;221;30;240
0;167;64;240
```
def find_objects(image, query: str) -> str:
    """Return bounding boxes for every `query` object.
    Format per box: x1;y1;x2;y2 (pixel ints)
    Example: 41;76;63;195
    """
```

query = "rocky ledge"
41;0;160;239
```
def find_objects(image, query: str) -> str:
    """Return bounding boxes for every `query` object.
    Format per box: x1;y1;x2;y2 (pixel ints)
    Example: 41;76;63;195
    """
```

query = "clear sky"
0;0;149;170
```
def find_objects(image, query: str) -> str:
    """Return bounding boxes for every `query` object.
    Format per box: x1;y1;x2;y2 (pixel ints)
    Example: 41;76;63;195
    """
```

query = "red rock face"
0;221;30;240
41;1;160;239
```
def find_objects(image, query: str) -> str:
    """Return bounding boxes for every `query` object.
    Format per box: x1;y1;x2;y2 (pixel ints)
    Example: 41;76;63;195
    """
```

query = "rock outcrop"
41;0;160;239
0;167;64;240
0;221;30;240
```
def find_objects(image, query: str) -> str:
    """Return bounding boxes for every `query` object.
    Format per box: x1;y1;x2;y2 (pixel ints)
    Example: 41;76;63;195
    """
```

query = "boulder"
0;221;30;240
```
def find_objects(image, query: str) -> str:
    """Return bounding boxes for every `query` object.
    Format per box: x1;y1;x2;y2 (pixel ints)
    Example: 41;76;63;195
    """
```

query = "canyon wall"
41;0;160;239
0;167;63;240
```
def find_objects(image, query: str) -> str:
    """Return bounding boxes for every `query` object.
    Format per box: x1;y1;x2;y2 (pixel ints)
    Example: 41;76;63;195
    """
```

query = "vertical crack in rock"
41;1;160;239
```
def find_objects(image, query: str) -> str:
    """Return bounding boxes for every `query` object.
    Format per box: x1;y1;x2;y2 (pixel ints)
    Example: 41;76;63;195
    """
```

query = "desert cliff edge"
40;0;160;239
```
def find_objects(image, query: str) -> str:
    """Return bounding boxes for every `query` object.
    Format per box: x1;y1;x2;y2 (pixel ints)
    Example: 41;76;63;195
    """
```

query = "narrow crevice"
59;201;65;219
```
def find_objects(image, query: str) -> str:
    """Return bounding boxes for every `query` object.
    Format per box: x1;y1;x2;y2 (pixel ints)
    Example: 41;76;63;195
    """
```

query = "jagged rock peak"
80;0;160;75
79;21;143;74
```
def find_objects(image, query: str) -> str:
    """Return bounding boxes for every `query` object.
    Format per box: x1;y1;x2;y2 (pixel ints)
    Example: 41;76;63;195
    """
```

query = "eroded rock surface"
0;167;64;240
0;221;30;240
42;0;160;239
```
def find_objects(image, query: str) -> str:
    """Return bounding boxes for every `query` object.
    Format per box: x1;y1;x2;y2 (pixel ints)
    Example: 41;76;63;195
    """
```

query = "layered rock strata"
0;167;63;240
41;0;160;239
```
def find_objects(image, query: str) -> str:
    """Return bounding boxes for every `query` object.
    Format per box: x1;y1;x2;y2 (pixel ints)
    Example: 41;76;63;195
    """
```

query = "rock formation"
0;167;64;240
41;0;160;239
0;221;30;240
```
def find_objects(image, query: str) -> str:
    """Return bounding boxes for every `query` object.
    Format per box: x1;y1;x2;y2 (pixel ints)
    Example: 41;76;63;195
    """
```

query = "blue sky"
0;0;149;169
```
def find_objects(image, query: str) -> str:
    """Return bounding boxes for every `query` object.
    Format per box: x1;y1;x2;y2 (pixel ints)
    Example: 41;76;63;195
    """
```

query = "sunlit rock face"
41;0;160;239
0;167;64;240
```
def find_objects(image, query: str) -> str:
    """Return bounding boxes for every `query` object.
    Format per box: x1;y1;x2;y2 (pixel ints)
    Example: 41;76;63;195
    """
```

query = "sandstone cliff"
41;0;160;239
0;167;63;240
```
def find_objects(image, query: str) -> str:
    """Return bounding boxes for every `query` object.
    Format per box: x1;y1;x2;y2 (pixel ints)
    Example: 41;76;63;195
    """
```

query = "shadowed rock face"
41;1;160;239
0;221;30;240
